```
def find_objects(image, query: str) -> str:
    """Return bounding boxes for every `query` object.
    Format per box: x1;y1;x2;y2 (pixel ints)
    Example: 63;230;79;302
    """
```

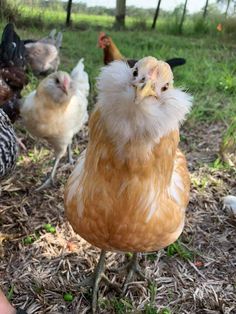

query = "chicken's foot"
36;156;61;191
122;253;150;294
78;250;120;314
16;137;27;151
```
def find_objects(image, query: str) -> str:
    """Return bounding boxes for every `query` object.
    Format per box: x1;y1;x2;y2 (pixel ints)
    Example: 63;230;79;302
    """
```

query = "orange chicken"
64;57;192;313
98;32;186;69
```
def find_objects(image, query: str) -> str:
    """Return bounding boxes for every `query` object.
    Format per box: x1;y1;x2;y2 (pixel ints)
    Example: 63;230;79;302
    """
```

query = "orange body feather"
65;109;190;253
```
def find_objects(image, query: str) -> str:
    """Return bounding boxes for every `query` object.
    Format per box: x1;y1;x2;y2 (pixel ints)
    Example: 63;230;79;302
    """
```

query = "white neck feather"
97;61;193;155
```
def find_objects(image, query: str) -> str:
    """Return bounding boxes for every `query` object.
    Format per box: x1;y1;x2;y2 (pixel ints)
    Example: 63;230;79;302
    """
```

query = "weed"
43;223;56;234
166;240;193;261
159;309;172;314
147;253;158;262
145;304;158;314
192;176;208;190
110;297;133;313
148;282;157;303
63;292;74;302
7;286;14;300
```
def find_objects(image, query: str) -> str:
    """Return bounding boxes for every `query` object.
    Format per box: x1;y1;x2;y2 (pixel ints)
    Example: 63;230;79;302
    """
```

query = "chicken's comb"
155;61;174;82
98;32;109;40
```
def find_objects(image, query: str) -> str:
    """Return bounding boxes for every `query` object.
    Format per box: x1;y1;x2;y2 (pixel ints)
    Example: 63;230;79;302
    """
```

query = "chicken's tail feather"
0;23;26;68
165;58;186;69
55;32;63;49
71;58;90;97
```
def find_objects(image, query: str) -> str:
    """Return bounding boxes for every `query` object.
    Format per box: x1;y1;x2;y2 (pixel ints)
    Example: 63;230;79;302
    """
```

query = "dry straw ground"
0;117;235;313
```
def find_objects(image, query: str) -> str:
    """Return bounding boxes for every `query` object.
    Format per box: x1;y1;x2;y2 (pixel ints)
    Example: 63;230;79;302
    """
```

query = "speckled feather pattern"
0;109;18;179
65;110;190;253
65;58;191;253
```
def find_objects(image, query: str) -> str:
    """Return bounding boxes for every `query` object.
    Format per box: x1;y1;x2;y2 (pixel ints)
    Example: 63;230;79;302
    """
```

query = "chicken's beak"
61;84;68;95
133;79;156;104
61;78;70;95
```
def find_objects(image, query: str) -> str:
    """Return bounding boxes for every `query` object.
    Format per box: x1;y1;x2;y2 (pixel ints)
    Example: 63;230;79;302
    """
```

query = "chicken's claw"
35;176;55;192
122;253;149;294
78;250;121;314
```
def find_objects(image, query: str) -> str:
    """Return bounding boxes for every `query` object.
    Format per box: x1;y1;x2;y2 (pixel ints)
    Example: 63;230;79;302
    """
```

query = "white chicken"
21;58;89;190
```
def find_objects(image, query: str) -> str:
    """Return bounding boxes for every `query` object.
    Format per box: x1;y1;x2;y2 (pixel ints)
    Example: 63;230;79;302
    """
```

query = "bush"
224;17;236;35
193;18;209;34
0;0;21;22
131;17;147;30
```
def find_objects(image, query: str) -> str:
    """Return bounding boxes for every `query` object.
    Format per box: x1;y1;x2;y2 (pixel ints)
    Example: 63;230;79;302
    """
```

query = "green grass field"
18;25;236;127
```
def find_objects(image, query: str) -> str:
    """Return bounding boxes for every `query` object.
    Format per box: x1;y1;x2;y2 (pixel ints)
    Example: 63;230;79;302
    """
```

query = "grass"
10;24;236;127
166;240;193;261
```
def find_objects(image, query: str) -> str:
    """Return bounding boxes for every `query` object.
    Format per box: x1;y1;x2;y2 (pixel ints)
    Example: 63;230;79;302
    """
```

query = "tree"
151;0;162;30
203;0;209;18
115;0;126;29
66;0;73;26
225;0;231;16
179;0;188;34
217;0;233;17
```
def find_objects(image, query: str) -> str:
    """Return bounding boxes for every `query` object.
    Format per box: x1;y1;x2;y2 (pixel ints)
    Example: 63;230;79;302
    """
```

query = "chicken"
24;30;63;77
98;32;186;69
219;118;236;167
223;195;236;216
24;42;60;77
40;29;63;48
0;23;28;153
23;29;63;48
64;57;192;312
0;108;18;179
20;58;89;191
0;23;28;108
0;108;19;257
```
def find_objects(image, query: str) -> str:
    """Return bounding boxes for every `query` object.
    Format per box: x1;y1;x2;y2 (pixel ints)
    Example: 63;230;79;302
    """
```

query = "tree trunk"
179;0;188;34
115;0;126;29
225;0;231;17
66;0;73;26
203;0;209;19
151;0;162;30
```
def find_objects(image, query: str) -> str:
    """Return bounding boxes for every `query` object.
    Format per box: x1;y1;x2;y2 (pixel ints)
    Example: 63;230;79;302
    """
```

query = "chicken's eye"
161;83;169;92
55;78;60;84
133;69;138;77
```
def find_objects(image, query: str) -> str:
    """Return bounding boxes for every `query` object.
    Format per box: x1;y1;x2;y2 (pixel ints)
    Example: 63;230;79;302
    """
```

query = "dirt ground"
0;120;235;314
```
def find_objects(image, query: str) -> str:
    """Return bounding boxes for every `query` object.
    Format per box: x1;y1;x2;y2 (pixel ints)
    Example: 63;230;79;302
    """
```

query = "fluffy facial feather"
97;57;192;156
38;71;75;104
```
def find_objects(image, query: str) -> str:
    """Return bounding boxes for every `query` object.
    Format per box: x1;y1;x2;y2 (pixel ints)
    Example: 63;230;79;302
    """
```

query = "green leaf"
63;293;74;302
7;286;14;301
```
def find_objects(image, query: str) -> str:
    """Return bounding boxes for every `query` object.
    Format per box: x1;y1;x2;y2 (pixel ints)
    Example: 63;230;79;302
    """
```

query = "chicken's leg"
123;253;147;291
110;253;150;294
67;144;74;165
36;155;61;191
78;250;120;313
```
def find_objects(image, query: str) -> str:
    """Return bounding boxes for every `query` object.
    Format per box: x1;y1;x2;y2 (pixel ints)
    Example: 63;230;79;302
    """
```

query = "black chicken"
0;23;28;175
0;23;28;111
